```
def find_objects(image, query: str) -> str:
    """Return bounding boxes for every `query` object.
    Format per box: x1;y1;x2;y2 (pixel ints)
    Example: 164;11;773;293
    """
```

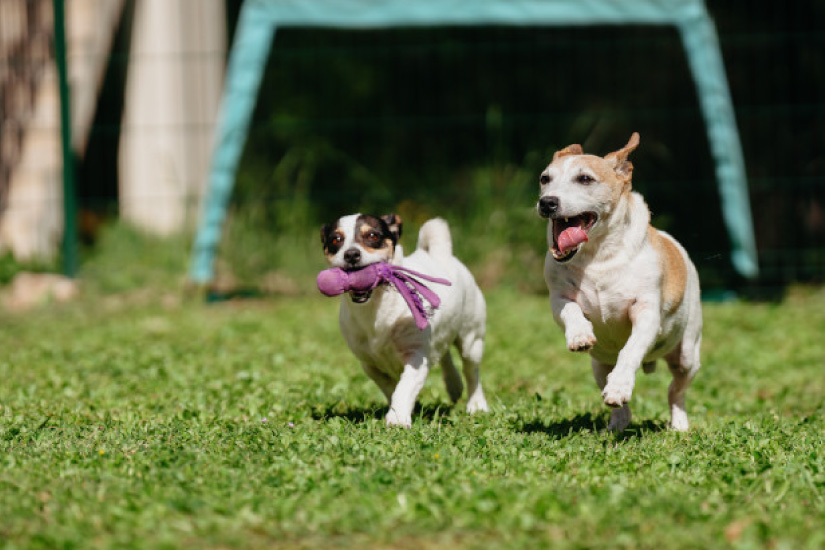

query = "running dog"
536;133;702;432
320;214;489;428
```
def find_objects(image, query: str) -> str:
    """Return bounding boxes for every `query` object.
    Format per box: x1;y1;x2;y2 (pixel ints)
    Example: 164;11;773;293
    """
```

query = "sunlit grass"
1;281;824;549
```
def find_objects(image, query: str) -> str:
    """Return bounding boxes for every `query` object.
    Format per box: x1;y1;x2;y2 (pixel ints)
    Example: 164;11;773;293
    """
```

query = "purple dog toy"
317;262;451;330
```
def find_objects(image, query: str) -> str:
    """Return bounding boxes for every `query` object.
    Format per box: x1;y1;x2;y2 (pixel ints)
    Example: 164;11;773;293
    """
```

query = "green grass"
1;284;825;549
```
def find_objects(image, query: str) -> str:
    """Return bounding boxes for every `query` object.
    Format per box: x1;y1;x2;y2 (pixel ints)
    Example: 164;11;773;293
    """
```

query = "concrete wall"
118;0;226;235
0;0;226;259
0;64;63;260
0;0;124;260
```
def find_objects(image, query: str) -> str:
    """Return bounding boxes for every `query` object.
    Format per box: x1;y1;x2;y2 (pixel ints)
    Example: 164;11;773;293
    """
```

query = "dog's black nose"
538;196;560;218
343;248;361;266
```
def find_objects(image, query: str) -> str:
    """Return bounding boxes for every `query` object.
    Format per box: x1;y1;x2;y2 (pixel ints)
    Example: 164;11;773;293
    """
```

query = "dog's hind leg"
361;362;396;404
440;351;464;404
592;358;632;432
666;334;701;432
458;334;489;414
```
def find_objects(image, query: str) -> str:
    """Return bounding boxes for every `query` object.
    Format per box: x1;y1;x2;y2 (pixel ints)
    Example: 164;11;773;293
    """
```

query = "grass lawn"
1;285;824;549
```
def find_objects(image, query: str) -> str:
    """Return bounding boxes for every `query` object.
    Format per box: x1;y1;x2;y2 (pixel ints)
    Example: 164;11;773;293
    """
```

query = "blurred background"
0;0;822;302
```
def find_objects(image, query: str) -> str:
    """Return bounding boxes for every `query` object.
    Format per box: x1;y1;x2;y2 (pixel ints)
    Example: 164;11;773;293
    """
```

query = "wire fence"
0;0;822;290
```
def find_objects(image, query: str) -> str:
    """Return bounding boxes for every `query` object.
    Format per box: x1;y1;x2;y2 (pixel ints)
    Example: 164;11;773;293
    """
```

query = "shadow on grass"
311;402;456;424
518;411;667;441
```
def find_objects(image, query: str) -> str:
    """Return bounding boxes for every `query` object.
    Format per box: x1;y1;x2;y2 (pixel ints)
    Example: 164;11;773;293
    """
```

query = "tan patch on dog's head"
355;215;398;261
553;143;584;160
544;133;640;194
649;226;687;314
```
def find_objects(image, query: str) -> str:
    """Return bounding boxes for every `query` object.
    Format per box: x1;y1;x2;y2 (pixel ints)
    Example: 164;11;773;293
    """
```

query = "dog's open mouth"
344;265;376;303
349;289;373;303
551;212;597;262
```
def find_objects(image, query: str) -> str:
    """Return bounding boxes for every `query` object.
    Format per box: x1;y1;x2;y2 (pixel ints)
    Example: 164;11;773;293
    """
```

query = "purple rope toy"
317;262;451;330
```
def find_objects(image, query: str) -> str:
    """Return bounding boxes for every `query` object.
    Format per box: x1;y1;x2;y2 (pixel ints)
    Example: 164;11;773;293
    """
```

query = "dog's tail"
417;218;453;260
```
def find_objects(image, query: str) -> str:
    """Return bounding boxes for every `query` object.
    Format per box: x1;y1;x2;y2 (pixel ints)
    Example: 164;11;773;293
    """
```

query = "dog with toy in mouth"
319;213;489;428
536;133;702;432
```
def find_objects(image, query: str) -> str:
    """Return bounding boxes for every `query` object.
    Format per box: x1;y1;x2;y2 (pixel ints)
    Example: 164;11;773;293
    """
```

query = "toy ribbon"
317;263;451;330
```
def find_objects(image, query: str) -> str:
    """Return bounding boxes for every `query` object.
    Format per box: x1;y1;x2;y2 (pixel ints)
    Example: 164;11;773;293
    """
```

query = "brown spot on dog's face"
354;215;398;258
540;133;642;206
542;133;640;193
321;221;346;262
359;224;386;251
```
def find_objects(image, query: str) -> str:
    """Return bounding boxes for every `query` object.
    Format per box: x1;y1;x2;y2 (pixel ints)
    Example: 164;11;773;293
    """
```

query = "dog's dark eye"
327;234;343;252
331;235;343;245
540;174;551;185
575;174;594;185
364;231;382;245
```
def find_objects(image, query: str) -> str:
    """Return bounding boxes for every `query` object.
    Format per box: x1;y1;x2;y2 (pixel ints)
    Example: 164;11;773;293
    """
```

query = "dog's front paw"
466;394;489;414
669;408;689;432
567;331;596;352
385;409;412;429
602;375;634;408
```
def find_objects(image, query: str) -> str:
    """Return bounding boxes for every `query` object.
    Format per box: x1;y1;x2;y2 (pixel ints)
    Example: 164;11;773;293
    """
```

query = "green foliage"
0;252;58;286
222;161;549;293
78;223;191;294
1;285;824;548
225;10;825;288
442;163;548;292
233;24;744;288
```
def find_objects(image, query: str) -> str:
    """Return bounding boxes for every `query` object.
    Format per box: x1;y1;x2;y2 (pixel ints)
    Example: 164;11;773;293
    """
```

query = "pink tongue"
557;226;588;252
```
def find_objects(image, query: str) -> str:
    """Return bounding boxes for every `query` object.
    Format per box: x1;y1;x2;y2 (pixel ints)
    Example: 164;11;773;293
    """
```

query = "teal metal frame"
189;0;758;283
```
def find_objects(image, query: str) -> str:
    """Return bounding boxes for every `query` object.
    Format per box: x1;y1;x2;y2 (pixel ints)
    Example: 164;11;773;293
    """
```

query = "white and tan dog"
320;213;489;428
537;133;702;432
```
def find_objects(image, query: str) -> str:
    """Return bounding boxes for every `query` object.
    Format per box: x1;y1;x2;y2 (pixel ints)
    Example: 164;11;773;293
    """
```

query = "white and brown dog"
320;213;489;427
537;133;702;432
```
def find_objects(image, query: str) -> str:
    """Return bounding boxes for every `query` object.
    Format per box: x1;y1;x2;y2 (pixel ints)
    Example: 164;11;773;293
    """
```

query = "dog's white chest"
576;275;635;347
553;262;633;321
582;275;634;321
339;290;417;376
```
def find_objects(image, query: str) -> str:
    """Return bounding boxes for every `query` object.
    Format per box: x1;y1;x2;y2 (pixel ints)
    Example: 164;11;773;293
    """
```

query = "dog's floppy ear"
553;143;584;160
381;213;403;243
604;132;640;183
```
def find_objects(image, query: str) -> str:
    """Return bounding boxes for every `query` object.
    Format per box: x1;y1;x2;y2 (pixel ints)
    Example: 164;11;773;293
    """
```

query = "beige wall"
0;67;63;260
1;0;124;259
0;0;225;259
118;0;226;235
